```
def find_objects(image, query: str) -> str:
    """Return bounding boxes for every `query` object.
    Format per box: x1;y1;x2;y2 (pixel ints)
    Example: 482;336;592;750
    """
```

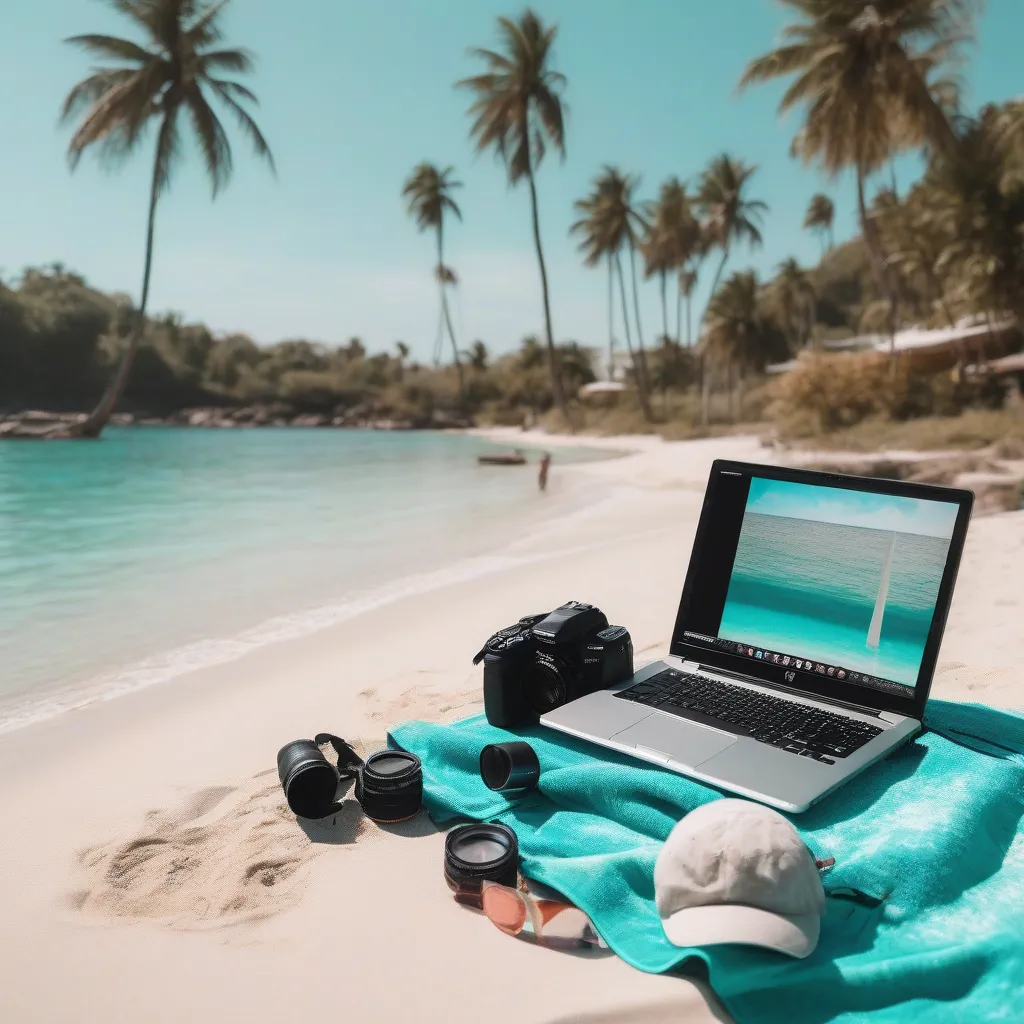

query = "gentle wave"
0;550;538;735
0;477;636;736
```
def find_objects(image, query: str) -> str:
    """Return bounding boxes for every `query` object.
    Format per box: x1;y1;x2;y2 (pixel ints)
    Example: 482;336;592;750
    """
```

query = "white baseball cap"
654;799;826;958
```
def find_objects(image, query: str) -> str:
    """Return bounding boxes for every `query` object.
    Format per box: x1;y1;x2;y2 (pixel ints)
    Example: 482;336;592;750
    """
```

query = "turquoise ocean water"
0;428;610;732
719;512;950;686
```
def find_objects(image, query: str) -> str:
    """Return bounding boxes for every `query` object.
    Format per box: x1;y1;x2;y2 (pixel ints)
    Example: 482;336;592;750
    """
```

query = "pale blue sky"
747;478;960;539
1;1;1020;360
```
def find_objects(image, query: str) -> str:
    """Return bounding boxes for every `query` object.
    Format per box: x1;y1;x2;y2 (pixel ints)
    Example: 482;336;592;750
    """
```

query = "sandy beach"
0;431;1020;1024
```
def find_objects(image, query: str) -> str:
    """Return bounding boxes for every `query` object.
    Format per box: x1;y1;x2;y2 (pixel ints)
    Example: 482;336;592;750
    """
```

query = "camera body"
474;601;634;729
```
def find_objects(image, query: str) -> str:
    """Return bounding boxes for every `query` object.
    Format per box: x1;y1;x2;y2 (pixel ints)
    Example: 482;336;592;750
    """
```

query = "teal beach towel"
390;700;1024;1024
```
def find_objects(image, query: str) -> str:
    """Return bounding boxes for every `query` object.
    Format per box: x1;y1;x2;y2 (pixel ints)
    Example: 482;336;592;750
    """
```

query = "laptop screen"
672;464;969;708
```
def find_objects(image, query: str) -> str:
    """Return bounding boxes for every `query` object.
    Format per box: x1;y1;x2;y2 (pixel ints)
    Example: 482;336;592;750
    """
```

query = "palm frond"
62;0;272;195
64;33;154;64
185;84;233;195
206;80;276;175
60;68;137;122
199;47;255;74
185;0;231;49
152;105;183;196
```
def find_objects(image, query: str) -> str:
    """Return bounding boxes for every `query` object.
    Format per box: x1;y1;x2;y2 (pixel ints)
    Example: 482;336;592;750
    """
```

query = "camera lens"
277;740;340;819
523;657;571;715
444;822;519;890
356;749;423;824
480;742;541;792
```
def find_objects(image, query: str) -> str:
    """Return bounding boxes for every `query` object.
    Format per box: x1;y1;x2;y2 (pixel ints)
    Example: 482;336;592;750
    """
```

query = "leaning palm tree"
804;193;835;256
53;0;274;439
739;0;979;351
402;163;465;402
570;166;654;419
458;10;571;425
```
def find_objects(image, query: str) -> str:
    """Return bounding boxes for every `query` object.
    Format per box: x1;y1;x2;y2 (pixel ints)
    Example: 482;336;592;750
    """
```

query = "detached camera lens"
277;740;339;819
480;742;541;793
356;749;423;823
444;822;519;890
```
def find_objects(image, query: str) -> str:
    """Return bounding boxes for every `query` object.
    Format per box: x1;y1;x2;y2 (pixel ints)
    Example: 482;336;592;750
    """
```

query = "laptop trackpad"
611;714;737;767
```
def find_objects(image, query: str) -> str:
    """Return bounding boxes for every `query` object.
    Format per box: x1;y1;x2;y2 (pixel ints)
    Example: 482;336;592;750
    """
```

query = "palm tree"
402;163;465;403
695;155;767;316
47;0;274;439
770;258;816;350
458;10;571;425
429;264;461;365
644;178;702;347
469;340;489;372
804;193;835;256
870;187;955;326
995;99;1024;178
678;268;698;347
702;270;774;420
927;106;1024;329
693;154;766;423
570;167;654;420
571;184;620;386
739;0;979;352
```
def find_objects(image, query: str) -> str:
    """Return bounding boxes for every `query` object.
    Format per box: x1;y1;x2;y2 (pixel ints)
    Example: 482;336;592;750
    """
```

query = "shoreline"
0;432;1020;1023
0;430;622;737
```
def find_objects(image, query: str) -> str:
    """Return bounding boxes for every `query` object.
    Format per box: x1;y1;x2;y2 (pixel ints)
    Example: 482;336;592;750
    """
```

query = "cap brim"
660;903;820;959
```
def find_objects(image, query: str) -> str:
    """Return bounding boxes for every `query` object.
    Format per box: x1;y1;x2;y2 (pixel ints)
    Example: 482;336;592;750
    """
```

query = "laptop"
541;460;973;813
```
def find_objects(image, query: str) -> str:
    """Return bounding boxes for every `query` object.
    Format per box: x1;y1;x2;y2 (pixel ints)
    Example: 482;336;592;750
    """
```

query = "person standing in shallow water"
538;451;552;492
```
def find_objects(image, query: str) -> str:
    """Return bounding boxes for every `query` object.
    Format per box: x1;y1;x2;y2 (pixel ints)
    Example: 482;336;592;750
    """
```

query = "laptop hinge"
684;659;883;719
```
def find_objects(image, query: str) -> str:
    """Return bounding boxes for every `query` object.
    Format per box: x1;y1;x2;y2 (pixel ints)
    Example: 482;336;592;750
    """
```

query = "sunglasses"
453;876;604;950
813;852;886;908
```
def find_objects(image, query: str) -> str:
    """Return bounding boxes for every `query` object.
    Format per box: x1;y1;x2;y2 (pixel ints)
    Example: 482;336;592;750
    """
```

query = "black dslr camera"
474;601;634;729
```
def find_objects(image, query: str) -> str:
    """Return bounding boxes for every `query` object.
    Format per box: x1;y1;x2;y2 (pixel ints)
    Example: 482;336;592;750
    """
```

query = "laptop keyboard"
615;668;883;764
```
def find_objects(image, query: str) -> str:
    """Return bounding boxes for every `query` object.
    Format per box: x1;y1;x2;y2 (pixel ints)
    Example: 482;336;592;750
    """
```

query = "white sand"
0;431;1020;1023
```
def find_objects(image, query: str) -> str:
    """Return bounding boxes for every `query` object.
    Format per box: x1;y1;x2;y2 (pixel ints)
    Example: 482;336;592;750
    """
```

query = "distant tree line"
0;265;599;425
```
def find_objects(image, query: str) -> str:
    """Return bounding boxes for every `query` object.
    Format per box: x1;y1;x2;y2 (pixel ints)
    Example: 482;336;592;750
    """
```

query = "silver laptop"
541;460;973;813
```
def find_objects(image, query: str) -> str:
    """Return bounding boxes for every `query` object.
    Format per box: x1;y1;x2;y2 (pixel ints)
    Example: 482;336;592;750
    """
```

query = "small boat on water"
477;450;527;466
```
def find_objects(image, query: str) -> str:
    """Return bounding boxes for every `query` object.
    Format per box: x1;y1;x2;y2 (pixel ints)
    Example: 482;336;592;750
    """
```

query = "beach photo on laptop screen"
718;478;960;689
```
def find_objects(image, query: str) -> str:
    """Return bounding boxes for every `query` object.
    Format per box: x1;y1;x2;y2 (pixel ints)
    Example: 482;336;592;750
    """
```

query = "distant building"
766;317;1019;375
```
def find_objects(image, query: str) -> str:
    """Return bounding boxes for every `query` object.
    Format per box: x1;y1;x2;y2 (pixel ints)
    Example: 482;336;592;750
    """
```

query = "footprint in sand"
73;767;375;931
361;683;483;724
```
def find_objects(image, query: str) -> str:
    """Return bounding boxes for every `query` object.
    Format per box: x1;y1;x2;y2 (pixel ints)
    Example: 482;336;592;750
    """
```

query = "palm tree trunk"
659;268;669;345
607;254;615;381
676;278;683;345
437;223;465;406
433;305;445;365
626;239;653;402
699;247;730;427
615;252;653;423
66;129;164;439
856;166;898;360
686;294;693;347
524;155;570;428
